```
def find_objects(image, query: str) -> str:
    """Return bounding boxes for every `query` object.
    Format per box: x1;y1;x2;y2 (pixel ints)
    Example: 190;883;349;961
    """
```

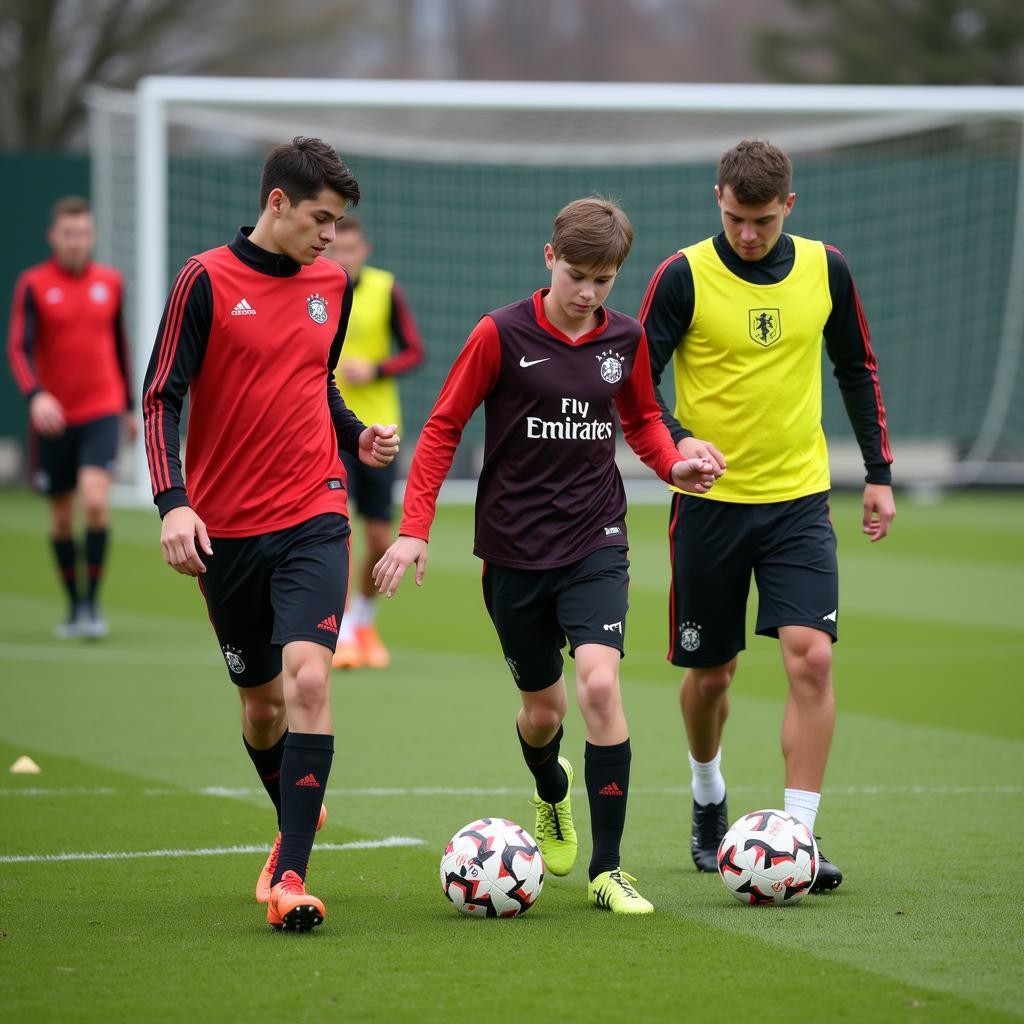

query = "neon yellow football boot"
588;869;655;914
530;756;578;876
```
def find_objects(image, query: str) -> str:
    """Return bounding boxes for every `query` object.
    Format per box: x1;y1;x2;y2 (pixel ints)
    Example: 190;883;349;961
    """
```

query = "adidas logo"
598;782;624;797
317;614;338;633
823;610;838;622
295;773;321;788
231;298;256;316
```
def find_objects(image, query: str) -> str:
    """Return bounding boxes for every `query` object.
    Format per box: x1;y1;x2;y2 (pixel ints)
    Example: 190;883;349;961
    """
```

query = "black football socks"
243;729;288;827
585;738;632;880
273;732;334;884
84;527;108;605
518;722;568;803
51;536;78;611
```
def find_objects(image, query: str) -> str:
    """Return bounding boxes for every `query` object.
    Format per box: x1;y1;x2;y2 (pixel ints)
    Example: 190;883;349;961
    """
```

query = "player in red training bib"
7;196;135;639
374;198;715;914
142;137;399;933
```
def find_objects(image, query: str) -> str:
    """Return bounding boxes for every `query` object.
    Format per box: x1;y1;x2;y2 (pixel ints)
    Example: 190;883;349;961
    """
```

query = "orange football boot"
267;870;325;932
356;624;390;669
332;634;364;669
256;801;327;903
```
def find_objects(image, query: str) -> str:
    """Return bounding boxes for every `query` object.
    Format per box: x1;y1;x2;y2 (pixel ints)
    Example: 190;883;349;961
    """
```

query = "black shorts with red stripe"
667;491;838;668
198;512;350;687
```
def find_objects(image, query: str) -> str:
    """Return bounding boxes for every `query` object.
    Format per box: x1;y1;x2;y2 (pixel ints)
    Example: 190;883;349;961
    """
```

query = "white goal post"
87;78;1024;505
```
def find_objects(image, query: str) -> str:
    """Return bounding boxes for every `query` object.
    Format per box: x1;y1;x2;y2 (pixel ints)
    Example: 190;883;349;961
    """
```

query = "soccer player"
640;139;895;891
373;198;716;915
324;218;425;670
7;196;136;639
142;137;399;932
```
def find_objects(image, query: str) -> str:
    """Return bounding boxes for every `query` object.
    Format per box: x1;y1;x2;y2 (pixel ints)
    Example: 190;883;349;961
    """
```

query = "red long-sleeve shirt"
402;290;682;570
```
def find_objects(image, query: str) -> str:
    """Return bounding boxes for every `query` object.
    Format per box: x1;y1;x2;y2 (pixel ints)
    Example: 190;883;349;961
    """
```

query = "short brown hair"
550;197;633;271
50;196;91;226
718;140;792;204
259;137;361;211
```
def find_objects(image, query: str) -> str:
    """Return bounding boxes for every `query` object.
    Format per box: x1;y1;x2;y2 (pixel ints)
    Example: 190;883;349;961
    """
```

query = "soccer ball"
440;817;545;918
717;809;818;906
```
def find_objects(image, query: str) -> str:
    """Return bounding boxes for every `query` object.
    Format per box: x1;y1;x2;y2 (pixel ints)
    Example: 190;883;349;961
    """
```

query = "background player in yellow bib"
326;218;425;670
640;139;896;892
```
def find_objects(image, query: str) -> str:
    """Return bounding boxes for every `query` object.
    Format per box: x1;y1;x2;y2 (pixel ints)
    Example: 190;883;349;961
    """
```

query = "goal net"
86;79;1024;504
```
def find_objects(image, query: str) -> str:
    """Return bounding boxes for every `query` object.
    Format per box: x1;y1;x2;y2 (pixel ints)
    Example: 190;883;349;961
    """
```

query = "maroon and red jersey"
7;259;132;425
402;290;682;570
143;228;365;538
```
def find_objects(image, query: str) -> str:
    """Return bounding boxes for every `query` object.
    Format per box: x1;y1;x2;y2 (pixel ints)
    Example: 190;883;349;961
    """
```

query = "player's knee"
802;644;833;687
578;668;621;717
286;660;330;714
692;666;733;699
82;499;108;529
524;702;563;735
242;693;286;730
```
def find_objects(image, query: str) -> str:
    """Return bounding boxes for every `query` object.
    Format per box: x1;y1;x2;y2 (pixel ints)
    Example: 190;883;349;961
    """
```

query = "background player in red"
640;139;895;891
324;218;425;670
374;198;715;914
142;137;399;932
7;196;136;640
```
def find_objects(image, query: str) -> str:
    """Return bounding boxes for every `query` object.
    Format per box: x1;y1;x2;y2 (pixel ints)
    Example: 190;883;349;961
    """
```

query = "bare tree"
0;0;389;148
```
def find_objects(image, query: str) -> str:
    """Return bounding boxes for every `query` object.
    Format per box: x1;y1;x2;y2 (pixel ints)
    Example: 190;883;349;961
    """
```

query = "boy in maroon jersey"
142;137;399;932
373;198;715;914
7;197;136;639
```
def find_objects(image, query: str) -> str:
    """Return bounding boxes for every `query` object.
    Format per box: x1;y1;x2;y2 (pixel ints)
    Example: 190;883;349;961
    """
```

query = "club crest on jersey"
597;349;624;384
89;281;110;304
749;308;781;347
306;293;329;324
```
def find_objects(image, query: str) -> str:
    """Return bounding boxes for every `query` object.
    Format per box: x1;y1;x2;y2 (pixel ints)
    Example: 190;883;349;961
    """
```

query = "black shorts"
340;449;395;522
198;513;351;688
668;491;838;668
481;545;629;692
32;414;120;496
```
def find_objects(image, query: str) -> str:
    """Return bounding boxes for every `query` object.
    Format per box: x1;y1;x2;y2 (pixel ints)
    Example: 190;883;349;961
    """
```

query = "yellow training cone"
9;755;41;774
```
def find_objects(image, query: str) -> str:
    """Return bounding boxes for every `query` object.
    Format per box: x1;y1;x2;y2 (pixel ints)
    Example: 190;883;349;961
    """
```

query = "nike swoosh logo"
519;356;551;368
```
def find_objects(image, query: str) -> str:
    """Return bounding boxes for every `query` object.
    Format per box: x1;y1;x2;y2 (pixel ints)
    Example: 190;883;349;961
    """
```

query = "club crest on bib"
748;308;781;347
306;293;329;324
597;349;623;384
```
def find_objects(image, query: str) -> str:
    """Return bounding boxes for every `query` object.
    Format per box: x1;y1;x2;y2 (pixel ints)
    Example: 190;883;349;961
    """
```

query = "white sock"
689;750;726;806
337;612;356;644
348;593;375;628
784;788;821;832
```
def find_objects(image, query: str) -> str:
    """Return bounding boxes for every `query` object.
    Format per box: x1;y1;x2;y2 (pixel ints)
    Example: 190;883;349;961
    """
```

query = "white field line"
0;836;424;865
1;784;1020;799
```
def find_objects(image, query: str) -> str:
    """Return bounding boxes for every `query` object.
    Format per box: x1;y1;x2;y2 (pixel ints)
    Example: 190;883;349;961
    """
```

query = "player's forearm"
837;380;893;483
326;376;366;455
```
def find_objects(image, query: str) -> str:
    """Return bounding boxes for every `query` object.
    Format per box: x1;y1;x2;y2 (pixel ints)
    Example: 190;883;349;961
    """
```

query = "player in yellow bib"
326;218;425;669
640;139;896;893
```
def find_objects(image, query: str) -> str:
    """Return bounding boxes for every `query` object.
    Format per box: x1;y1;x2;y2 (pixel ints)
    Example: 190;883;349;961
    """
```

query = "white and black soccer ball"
717;809;818;906
440;817;545;918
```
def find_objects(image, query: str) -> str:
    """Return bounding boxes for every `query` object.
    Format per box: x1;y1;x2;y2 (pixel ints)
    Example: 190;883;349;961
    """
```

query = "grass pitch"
1;487;1022;1023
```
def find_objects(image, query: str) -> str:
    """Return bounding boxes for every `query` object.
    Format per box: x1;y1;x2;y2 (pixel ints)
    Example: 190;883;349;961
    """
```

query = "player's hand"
160;506;213;576
359;423;399;468
677;435;726;476
373;535;428;597
670;457;717;493
862;483;895;543
29;391;66;437
340;357;377;385
122;412;139;445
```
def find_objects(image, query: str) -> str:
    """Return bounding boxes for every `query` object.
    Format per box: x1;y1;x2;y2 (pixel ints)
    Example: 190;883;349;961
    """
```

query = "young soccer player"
7;197;136;639
373;197;715;914
142;137;399;932
324;218;425;670
640;139;896;891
